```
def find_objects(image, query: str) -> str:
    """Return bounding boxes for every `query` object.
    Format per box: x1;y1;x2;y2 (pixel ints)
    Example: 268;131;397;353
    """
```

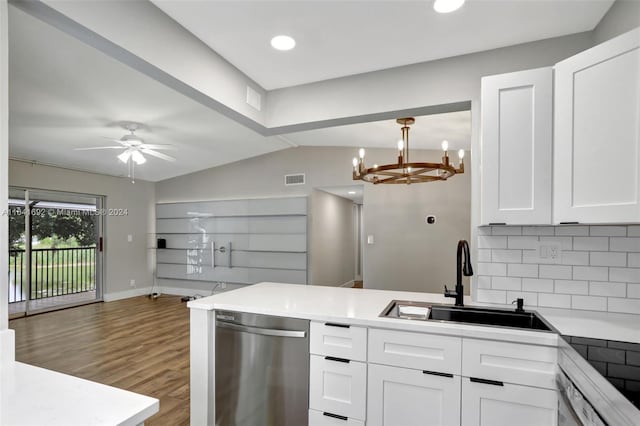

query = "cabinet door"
554;28;640;223
367;363;461;426
481;67;553;225
309;355;367;421
461;378;557;426
309;410;365;426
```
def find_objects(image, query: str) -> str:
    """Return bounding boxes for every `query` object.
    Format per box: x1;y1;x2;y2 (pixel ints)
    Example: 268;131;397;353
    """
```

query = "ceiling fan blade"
101;137;129;145
141;148;176;162
140;144;176;150
74;146;124;151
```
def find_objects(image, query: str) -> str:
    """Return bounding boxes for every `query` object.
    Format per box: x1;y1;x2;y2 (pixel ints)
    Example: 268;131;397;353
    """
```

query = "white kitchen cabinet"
462;338;557;389
554;28;640;224
367;363;461;426
311;322;368;362
461;378;558;426
309;355;367;421
368;328;461;374
480;67;553;225
309;409;365;426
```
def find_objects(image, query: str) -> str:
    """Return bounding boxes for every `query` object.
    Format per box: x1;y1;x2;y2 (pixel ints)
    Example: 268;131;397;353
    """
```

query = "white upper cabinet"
554;28;640;224
481;67;553;225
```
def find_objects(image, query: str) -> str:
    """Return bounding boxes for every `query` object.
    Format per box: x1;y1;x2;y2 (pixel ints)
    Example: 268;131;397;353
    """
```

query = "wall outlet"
220;282;227;290
367;235;375;244
130;279;136;287
127;234;133;243
537;242;562;264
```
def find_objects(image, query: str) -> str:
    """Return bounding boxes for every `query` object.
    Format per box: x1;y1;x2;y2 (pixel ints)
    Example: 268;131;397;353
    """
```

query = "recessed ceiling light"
271;35;296;51
348;191;356;195
433;0;465;13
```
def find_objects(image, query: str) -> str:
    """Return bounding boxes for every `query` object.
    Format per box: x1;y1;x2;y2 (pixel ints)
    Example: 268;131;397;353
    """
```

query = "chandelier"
351;117;465;184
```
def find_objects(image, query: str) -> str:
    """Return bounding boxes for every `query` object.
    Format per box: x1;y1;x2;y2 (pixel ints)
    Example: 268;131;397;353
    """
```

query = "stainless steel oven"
215;311;309;426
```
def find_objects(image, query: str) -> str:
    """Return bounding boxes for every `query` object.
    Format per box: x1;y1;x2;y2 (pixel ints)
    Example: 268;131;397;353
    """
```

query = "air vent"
246;86;262;111
285;173;305;186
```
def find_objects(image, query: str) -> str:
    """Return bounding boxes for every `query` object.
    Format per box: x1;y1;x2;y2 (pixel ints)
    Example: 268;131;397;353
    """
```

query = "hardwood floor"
9;295;190;425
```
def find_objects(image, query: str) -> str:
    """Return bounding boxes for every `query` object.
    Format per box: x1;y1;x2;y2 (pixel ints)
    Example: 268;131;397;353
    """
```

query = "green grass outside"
8;246;97;299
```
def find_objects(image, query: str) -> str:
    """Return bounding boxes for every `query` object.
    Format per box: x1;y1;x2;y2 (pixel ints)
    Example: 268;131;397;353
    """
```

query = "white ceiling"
152;0;613;90
8;6;290;182
284;111;471;151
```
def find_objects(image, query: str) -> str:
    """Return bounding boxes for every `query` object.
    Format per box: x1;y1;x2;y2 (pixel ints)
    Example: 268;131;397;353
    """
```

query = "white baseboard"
0;329;15;366
103;287;152;302
159;285;240;297
160;286;210;297
102;284;237;303
340;280;355;288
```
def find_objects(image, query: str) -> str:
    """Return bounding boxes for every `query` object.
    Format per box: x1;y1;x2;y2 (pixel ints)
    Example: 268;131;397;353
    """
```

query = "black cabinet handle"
488;222;507;226
559;222;579;225
325;322;350;328
323;412;348;421
470;377;504;386
422;370;454;378
325;356;350;364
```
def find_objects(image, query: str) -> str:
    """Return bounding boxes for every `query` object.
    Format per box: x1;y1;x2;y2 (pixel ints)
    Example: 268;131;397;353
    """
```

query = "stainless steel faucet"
444;240;473;307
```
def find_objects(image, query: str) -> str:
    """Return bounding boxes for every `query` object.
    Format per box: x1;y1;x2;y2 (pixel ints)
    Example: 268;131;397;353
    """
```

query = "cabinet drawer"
310;321;367;362
309;355;367;421
461;377;557;426
309;409;365;426
369;328;461;375
462;338;557;389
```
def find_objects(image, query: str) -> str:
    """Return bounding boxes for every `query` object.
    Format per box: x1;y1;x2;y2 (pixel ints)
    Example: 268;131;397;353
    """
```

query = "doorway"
8;188;104;316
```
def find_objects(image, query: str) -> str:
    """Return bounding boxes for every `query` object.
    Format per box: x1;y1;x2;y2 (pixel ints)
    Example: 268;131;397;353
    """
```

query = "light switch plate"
367;235;375;244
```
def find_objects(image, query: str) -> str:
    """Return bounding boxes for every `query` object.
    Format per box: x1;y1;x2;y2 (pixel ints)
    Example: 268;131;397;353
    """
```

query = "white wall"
8;160;155;299
309;189;355;287
1;0;14;366
593;0;640;44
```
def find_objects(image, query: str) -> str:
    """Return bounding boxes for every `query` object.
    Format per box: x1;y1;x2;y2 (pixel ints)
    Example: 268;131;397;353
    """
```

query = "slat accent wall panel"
156;197;308;285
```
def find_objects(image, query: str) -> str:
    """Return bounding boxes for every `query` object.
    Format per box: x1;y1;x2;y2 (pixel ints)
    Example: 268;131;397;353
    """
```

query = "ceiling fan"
74;123;176;183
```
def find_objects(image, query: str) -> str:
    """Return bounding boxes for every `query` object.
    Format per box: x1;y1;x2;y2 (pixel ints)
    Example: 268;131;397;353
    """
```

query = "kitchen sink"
380;300;554;332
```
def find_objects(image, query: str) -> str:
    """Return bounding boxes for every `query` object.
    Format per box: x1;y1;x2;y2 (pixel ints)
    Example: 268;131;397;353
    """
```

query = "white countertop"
189;282;640;345
0;361;159;426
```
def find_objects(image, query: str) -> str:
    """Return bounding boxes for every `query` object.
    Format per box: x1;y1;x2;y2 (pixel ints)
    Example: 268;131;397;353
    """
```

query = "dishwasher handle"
216;321;307;338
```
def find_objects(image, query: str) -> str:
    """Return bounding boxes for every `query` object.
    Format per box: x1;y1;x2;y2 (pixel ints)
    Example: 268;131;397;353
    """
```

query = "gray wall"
309;189;355;287
156;146;471;292
361;150;471;294
265;32;594;128
593;0;640;44
8;159;155;299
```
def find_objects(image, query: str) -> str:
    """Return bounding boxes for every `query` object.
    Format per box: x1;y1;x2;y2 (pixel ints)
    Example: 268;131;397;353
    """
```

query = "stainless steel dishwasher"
215;311;309;426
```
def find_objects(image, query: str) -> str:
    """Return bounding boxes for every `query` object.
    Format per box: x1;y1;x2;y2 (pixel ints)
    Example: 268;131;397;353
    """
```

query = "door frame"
7;186;105;316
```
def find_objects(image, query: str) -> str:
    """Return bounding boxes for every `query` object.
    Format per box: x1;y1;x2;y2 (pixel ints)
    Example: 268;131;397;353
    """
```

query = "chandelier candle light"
352;117;465;184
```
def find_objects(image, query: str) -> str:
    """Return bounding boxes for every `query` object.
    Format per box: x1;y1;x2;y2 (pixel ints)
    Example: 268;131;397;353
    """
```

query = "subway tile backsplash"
475;225;640;314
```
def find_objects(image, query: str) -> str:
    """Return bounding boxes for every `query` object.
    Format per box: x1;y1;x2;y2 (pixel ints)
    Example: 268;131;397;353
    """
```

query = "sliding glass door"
8;188;104;316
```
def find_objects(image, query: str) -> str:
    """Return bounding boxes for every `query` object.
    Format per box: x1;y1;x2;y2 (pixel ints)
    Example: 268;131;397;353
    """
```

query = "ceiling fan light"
131;150;146;165
117;150;131;164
